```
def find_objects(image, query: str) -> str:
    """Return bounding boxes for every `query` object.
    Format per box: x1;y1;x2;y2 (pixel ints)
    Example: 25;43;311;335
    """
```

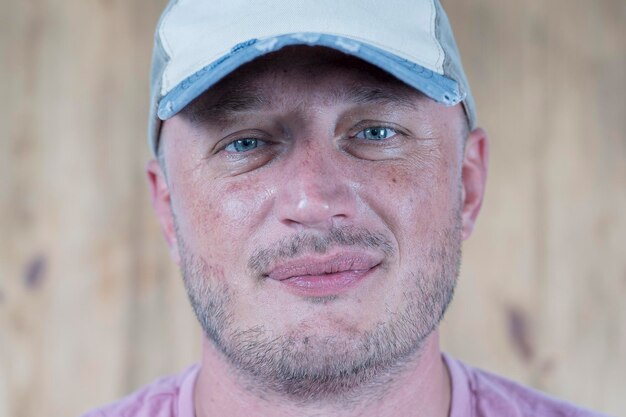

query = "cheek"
171;173;270;273
359;152;460;249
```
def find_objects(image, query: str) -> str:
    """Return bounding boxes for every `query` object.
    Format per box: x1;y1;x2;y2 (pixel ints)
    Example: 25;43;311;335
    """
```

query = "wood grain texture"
0;1;624;416
441;0;626;414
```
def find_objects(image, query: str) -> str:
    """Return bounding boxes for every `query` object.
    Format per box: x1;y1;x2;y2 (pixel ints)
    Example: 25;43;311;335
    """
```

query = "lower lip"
277;267;376;298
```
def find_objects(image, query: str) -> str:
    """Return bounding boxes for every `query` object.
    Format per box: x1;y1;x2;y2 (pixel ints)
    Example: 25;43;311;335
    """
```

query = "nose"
275;141;357;230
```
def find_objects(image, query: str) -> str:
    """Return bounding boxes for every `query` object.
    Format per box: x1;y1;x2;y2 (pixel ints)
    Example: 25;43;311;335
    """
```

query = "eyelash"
353;126;399;141
223;138;265;153
214;129;268;155
219;123;403;155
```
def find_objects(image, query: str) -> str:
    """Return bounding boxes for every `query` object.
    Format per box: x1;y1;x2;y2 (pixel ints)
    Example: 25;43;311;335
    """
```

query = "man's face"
150;47;486;400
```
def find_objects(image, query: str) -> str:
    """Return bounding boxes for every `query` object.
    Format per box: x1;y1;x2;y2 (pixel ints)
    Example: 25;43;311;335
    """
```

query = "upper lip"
265;251;383;281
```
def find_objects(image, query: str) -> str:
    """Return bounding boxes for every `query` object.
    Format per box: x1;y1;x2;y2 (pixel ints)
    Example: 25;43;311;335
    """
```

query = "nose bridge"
276;136;355;228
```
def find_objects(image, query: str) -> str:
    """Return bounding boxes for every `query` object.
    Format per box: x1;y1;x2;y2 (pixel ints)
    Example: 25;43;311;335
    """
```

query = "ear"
460;128;489;240
146;159;180;264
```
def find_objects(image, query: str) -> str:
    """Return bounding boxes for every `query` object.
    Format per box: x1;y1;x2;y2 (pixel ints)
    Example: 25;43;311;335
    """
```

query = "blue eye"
224;138;261;153
355;127;397;141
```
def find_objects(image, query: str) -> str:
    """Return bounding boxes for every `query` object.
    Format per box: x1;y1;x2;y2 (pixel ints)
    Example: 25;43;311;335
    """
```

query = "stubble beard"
178;216;462;404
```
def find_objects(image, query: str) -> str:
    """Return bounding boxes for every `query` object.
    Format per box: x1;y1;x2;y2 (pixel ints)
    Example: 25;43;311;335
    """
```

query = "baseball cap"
149;0;476;155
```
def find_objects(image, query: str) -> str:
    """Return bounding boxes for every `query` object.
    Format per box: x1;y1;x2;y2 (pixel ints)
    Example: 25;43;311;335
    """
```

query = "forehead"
179;46;429;125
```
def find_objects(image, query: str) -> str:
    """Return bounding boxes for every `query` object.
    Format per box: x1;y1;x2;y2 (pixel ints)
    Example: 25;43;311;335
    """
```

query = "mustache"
247;226;395;275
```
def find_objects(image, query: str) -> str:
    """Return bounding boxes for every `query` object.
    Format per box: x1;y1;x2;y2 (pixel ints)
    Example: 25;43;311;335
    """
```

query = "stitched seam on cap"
158;0;180;92
429;0;444;73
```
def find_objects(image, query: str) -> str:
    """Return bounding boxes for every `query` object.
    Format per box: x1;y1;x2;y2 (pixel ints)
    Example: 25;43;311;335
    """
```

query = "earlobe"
146;159;181;264
460;128;489;240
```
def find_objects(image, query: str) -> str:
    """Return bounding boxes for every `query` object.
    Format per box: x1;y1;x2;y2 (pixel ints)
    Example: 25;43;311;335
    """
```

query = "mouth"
265;252;382;297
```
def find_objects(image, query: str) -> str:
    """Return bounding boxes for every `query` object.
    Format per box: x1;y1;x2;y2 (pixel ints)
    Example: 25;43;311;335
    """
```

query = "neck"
194;331;451;417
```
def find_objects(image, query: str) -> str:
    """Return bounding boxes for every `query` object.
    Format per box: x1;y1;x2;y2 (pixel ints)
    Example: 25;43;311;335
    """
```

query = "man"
82;0;608;416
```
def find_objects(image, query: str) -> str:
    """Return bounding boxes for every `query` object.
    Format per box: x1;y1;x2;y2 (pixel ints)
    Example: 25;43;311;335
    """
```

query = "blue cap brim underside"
157;33;465;120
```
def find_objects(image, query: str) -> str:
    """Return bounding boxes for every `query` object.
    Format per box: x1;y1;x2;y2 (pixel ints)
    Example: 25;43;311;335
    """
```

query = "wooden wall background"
0;0;624;416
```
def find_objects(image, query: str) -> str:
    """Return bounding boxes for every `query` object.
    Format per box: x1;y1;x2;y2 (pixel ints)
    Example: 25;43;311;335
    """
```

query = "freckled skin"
164;80;458;334
148;46;489;416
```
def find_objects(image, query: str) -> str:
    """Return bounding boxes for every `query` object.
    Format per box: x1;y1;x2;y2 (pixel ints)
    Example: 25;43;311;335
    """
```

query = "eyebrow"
183;83;424;129
182;85;267;127
342;85;424;109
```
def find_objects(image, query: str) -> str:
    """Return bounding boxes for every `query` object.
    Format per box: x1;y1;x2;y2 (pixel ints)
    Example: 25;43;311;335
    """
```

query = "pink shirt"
81;354;609;417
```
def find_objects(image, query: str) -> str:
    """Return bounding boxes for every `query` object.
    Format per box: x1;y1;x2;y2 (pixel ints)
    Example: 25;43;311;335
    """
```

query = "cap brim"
156;33;465;121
